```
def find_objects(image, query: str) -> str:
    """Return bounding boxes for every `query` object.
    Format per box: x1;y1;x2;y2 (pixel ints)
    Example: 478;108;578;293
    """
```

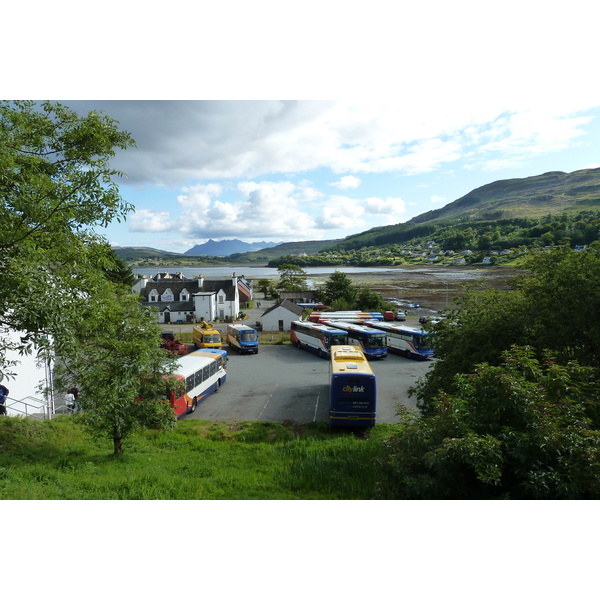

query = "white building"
134;272;252;324
260;300;304;332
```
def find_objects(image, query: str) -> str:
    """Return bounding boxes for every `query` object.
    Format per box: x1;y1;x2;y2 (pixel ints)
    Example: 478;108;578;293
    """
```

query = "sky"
7;2;600;255
63;98;600;254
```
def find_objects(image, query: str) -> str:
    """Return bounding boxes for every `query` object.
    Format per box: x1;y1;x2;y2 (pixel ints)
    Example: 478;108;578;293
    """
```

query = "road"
183;343;433;424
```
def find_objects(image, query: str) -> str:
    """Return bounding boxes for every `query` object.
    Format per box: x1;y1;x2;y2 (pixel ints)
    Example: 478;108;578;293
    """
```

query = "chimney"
197;274;204;288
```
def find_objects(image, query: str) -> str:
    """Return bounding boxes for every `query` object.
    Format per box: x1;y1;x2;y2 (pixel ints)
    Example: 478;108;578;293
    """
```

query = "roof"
262;299;304;318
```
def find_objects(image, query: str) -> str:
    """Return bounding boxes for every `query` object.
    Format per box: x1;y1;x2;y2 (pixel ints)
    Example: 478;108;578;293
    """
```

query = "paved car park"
183;343;433;424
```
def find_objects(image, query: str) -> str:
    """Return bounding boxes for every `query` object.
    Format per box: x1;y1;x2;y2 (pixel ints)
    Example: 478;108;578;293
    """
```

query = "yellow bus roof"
330;345;374;374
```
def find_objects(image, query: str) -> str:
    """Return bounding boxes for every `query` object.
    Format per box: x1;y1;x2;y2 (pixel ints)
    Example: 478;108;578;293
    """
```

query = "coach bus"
308;311;383;323
290;320;348;358
226;323;259;354
320;320;388;359
329;345;376;427
365;322;434;360
168;349;227;418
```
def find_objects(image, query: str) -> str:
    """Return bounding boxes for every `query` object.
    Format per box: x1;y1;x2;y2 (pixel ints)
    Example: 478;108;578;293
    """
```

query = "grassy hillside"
227;239;341;262
327;167;600;251
0;416;392;499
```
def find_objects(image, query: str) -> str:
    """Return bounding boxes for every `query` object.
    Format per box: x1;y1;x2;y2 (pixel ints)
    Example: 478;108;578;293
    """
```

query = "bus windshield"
241;331;257;342
366;333;387;349
203;334;221;343
416;334;431;349
330;333;347;345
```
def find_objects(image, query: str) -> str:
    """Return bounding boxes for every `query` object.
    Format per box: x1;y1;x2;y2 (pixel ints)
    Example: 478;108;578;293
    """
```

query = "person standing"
0;383;9;416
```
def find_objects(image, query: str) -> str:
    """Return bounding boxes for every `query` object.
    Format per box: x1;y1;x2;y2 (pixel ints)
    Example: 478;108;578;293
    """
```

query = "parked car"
419;315;444;325
395;311;406;321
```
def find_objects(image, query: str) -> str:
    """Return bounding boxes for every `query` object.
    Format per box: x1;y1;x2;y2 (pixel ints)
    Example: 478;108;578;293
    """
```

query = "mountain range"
184;239;279;256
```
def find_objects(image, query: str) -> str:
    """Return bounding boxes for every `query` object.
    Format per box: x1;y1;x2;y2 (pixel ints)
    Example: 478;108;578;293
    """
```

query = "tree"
1;101;177;454
356;287;386;312
276;264;308;292
0;100;134;363
383;346;600;499
53;275;178;457
320;270;357;307
413;246;600;412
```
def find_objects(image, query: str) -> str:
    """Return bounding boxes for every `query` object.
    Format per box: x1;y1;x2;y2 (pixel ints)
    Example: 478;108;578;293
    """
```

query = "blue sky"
9;3;600;255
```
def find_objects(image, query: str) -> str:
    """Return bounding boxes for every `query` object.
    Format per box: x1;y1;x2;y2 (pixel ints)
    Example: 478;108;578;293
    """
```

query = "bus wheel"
190;398;198;413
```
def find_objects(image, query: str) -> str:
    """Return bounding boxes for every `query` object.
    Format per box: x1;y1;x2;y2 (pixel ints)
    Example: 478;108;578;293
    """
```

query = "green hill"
327;167;600;251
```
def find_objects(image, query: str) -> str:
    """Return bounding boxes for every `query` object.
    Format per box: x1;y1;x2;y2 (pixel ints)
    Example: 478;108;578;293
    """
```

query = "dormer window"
180;288;190;302
149;289;159;302
161;288;175;302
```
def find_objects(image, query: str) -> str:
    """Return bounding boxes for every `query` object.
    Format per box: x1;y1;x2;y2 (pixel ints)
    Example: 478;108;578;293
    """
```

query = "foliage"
0;100;134;364
356;287;388;312
0;101;177;455
276;263;308;292
383;347;600;499
414;246;600;412
319;270;358;307
52;280;179;456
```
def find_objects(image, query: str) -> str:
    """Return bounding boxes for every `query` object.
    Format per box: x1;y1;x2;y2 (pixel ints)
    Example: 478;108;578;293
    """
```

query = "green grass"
0;416;394;499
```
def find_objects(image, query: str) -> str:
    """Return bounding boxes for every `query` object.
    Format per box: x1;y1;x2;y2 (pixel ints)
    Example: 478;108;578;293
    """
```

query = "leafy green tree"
413;246;600;412
0;100;134;363
276;264;308;292
53;277;178;457
356;287;386;312
320;270;357;307
383;346;600;499
1;101;178;454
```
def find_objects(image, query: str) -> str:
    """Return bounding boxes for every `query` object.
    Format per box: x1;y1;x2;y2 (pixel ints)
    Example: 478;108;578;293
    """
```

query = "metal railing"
4;395;51;420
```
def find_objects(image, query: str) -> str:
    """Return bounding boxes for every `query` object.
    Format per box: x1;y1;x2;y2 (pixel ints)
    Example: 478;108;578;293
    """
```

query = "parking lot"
183;343;433;424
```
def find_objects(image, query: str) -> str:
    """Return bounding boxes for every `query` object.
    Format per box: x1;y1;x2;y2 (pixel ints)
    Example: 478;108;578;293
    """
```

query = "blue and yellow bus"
364;322;434;360
226;323;259;354
290;320;348;358
329;345;376;427
168;349;227;418
321;320;387;359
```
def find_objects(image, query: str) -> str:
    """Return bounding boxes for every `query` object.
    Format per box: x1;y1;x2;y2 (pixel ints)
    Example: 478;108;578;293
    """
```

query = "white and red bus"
308;311;383;323
290;320;348;358
167;349;227;419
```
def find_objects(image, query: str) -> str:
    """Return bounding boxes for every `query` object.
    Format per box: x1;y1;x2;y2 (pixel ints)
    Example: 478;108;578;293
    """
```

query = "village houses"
132;272;252;324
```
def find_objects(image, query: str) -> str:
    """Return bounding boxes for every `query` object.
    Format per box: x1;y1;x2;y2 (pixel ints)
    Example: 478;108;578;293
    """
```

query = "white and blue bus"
329;345;376;427
226;323;259;354
365;322;434;360
321;320;387;359
290;321;348;358
169;349;227;418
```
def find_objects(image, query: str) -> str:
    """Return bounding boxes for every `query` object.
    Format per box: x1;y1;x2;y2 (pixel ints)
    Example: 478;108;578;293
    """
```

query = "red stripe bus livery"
167;349;227;419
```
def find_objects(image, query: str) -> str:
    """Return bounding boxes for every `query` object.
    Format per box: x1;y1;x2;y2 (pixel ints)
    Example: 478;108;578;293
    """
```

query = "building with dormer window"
133;272;253;324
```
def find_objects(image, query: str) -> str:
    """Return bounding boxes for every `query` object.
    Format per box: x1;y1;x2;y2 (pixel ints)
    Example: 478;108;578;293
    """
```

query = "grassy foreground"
0;416;395;499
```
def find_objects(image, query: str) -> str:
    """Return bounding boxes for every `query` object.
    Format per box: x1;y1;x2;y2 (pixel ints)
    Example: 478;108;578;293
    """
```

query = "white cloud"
174;180;321;241
129;209;173;232
66;100;600;188
331;175;361;190
317;196;366;230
